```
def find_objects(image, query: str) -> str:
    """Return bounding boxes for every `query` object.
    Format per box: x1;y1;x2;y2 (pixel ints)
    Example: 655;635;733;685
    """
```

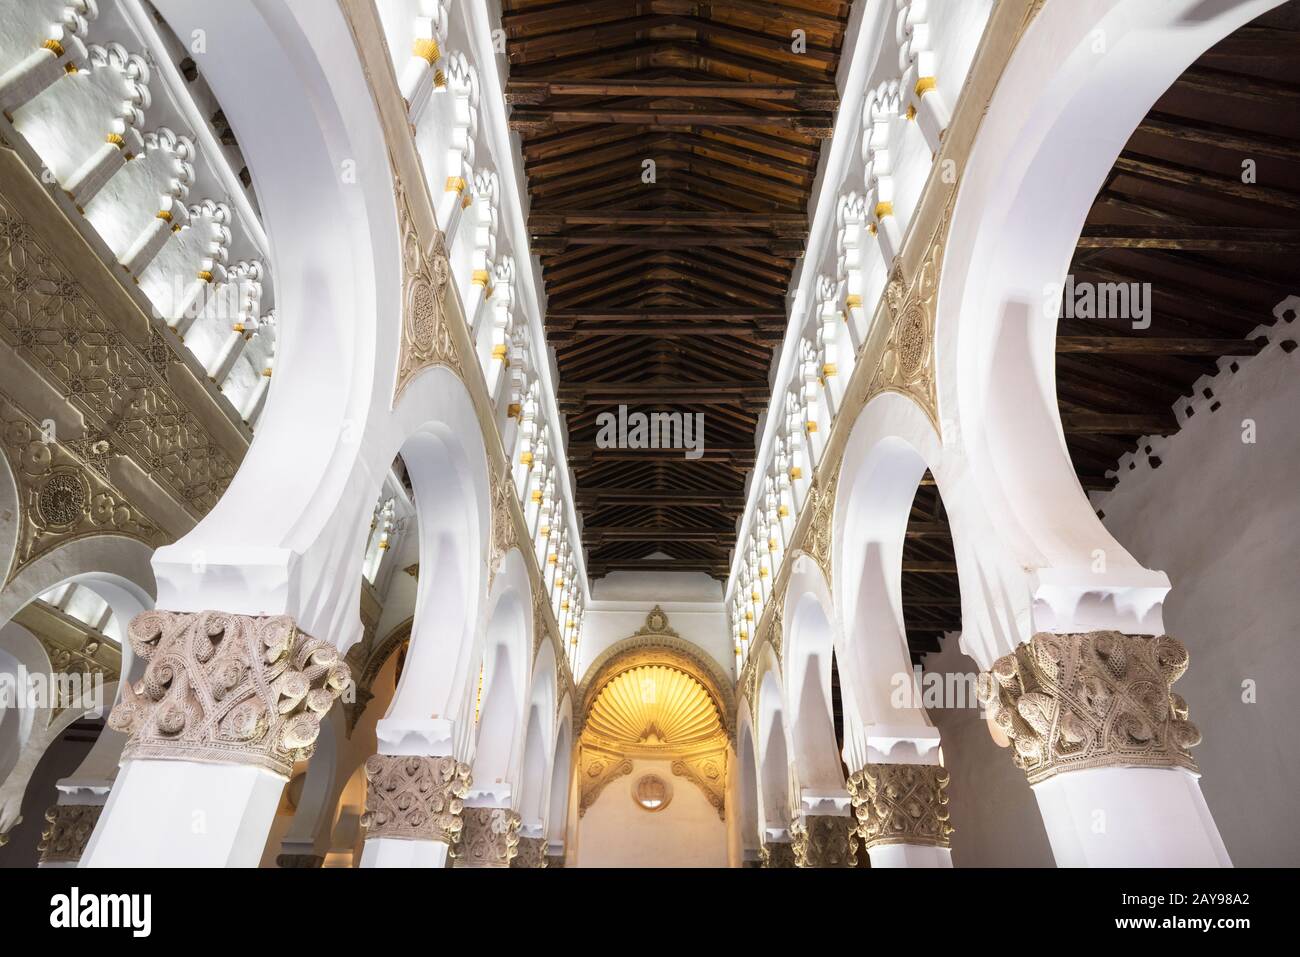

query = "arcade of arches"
0;0;1297;869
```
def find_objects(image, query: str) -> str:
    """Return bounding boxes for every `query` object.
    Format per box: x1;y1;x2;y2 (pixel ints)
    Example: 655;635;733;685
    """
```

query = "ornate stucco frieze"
108;611;353;777
38;804;102;865
790;813;857;868
487;461;518;589
0;396;167;583
864;199;953;432
578;748;633;817
453;806;521;868
360;753;472;843
670;751;728;820
511;835;548;868
0;191;242;523
392;179;456;402
847;762;953;849
978;631;1202;784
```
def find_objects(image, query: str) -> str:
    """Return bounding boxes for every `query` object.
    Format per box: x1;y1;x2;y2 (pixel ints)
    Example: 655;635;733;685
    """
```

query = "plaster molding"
360;753;472;844
978;631;1202;784
108;610;353;777
847;762;953;849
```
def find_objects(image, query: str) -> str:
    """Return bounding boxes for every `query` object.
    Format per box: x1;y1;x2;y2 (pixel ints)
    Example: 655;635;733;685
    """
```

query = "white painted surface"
579;601;730;681
576;758;727;868
1093;318;1300;866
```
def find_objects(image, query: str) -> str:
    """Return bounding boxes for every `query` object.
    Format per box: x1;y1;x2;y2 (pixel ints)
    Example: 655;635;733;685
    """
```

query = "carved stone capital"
38;804;102;865
978;631;1201;784
759;841;796;868
847;763;953;849
360;754;472;844
510;835;548;868
790;814;856;868
108;611;353;778
453;806;521;868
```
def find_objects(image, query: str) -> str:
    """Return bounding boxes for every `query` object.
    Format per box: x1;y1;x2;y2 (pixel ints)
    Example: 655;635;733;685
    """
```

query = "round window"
633;774;672;812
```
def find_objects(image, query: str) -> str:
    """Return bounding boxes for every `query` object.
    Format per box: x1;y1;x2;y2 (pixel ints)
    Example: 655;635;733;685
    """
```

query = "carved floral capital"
38;804;102;865
453;806;521;868
847;763;953;849
759;841;797;868
791;814;857;868
978;631;1201;784
360;754;472;844
511;835;548;868
108;611;353;777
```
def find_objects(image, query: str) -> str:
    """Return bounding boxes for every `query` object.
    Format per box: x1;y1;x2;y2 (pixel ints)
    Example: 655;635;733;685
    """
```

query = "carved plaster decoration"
486;461;517;589
11;597;123;720
847;763;953;849
360;753;472;843
790;814;857;868
863;196;954;432
392;179;456;402
740;655;760;717
38;803;102;865
0;192;242;521
978;631;1202;784
511;835;548;868
768;602;784;660
804;464;840;586
108;611;353;777
671;751;727;820
453;806;520;868
760;841;797;868
576;607;736;739
0;395;167;583
578;747;634;817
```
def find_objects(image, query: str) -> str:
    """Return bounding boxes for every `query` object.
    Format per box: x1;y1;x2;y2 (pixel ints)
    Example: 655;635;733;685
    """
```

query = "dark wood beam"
1137;111;1300;162
1059;412;1178;434
551;323;782;341
509;108;835;136
1077;225;1300;252
548;309;786;324
559;382;770;400
588;560;730;575
533;233;805;255
902;561;960;575
585;527;732;542
1056;336;1266;356
530;210;807;232
1114;152;1300;210
507;79;838;107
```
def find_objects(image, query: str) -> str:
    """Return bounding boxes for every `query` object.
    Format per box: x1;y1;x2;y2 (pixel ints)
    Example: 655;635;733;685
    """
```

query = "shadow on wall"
922;636;1054;867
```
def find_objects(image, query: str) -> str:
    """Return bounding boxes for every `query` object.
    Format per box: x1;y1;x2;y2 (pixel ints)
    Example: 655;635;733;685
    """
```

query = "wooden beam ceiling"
503;0;854;580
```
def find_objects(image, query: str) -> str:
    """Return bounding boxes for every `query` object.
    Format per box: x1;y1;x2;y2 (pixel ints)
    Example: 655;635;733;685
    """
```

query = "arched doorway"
572;616;733;867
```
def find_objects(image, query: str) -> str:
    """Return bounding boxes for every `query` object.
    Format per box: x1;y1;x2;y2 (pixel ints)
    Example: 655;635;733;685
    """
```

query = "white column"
1032;766;1229;868
82;759;285;868
980;630;1229;868
79;611;350;868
